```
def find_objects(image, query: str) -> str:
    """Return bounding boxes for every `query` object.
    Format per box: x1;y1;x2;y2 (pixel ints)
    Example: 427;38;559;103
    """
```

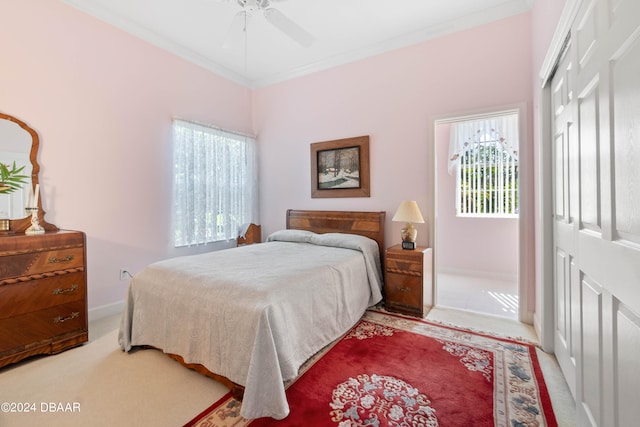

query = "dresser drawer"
0;272;86;319
0;247;84;280
0;300;87;355
0;231;88;368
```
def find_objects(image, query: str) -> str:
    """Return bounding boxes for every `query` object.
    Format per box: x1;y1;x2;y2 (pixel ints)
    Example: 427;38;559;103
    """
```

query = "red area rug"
185;310;557;426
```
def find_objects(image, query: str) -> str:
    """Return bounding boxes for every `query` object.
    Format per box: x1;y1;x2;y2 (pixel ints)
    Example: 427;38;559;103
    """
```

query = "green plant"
0;161;29;194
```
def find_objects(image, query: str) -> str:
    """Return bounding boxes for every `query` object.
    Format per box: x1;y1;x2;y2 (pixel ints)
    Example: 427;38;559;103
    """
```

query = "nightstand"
384;245;433;317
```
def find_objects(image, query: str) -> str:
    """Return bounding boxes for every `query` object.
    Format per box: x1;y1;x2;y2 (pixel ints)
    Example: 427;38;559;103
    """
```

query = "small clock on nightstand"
384;245;433;317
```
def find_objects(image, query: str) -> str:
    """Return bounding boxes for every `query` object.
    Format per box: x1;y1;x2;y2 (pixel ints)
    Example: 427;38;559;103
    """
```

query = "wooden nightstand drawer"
386;258;422;276
385;272;423;311
384;245;432;317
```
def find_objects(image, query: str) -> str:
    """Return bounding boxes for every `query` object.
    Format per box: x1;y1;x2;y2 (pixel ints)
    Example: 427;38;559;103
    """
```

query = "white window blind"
449;113;519;217
172;120;258;247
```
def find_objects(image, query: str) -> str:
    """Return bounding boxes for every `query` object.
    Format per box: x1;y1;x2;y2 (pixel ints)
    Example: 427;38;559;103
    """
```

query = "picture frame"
310;135;370;198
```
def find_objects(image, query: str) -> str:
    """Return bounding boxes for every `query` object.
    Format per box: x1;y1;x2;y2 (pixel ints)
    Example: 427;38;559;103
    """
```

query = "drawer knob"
53;312;80;324
52;284;79;295
396;286;412;292
48;255;74;264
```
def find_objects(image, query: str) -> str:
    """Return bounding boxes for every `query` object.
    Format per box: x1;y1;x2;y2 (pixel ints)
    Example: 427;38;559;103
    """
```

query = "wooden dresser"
384;245;433;317
0;230;88;368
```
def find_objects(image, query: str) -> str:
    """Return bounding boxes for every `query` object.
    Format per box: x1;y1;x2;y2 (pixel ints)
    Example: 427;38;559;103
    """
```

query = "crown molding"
62;0;532;89
61;0;252;87
251;0;533;88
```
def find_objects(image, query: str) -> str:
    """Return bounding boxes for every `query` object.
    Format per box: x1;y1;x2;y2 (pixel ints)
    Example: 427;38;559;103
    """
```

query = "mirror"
0;112;57;233
0;117;32;218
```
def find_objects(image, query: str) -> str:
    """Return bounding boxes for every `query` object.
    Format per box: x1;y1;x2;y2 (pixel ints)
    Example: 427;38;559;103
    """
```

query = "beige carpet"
0;308;575;427
0;315;228;427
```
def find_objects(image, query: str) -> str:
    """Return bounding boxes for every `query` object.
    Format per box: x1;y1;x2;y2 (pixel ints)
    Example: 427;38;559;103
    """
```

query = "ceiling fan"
216;0;315;48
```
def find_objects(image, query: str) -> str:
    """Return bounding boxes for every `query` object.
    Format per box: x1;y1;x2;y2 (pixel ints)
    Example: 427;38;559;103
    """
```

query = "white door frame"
536;0;583;352
430;103;532;324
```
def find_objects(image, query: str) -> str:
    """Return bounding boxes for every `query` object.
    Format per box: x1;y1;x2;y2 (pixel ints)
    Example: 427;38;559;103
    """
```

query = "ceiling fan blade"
222;11;247;49
263;8;315;47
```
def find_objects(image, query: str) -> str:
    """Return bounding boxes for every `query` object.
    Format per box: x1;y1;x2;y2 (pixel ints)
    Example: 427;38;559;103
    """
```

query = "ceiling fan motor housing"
238;0;273;12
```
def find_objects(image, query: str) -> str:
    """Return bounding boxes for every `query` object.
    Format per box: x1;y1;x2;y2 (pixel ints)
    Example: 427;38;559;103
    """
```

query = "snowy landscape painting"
310;136;370;198
317;146;361;189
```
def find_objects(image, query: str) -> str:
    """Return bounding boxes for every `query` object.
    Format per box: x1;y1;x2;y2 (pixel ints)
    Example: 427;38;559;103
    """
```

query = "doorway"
434;111;520;319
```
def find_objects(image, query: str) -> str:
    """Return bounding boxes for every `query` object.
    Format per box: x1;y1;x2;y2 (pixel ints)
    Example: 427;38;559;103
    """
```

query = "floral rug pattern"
329;374;438;427
185;310;556;427
344;320;396;341
438;340;493;382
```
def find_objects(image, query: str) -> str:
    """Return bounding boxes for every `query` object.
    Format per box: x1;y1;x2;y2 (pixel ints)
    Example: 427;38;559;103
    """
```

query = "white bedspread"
118;230;382;419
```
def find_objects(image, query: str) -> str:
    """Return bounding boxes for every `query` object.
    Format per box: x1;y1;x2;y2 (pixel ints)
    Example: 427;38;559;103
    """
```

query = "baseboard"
88;300;125;323
437;267;518;283
520;309;535;326
533;312;543;346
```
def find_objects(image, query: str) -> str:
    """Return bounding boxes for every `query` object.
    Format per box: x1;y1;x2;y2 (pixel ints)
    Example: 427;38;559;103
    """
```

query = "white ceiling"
61;0;533;88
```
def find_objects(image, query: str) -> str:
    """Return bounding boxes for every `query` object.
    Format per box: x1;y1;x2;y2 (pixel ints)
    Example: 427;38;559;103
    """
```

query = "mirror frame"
1;112;58;233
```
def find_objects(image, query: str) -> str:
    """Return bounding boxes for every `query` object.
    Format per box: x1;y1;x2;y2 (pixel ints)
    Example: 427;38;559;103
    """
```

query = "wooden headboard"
286;209;386;257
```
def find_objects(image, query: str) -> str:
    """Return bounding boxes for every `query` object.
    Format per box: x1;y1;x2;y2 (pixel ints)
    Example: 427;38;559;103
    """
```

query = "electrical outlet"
119;269;131;281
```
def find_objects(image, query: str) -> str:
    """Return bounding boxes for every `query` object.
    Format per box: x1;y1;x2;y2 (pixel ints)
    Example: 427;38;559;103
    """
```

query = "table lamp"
392;200;424;249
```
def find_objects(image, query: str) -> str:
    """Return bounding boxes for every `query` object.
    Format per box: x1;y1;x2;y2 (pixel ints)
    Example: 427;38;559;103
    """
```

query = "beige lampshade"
392;200;424;224
392;201;424;246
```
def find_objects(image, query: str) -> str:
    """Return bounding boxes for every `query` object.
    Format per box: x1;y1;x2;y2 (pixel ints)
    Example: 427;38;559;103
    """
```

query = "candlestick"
33;184;39;208
25;207;45;235
26;185;33;209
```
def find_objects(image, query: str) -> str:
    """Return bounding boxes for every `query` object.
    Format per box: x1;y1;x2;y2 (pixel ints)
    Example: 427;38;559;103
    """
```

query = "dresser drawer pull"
52;284;79;295
48;255;75;264
53;312;80;324
396;286;412;292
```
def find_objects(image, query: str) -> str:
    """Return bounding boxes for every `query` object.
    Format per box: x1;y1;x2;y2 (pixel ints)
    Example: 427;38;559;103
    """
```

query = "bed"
118;209;386;420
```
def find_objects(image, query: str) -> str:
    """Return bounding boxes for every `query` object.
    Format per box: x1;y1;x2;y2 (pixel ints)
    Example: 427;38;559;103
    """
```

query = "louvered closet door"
551;0;640;425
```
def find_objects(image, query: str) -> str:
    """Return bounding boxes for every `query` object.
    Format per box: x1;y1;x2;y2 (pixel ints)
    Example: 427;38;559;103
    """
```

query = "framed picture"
310;135;370;198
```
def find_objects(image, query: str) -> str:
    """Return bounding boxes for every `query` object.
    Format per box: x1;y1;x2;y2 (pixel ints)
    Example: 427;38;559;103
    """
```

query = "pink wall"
253;13;533;302
435;123;519;278
1;0;252;312
2;0;566;320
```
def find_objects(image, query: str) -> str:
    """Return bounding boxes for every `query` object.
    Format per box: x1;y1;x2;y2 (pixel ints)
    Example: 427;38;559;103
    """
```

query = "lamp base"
400;222;417;249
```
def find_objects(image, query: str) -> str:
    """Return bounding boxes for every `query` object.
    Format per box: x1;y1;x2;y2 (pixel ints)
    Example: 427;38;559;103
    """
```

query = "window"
173;120;258;247
448;113;519;217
